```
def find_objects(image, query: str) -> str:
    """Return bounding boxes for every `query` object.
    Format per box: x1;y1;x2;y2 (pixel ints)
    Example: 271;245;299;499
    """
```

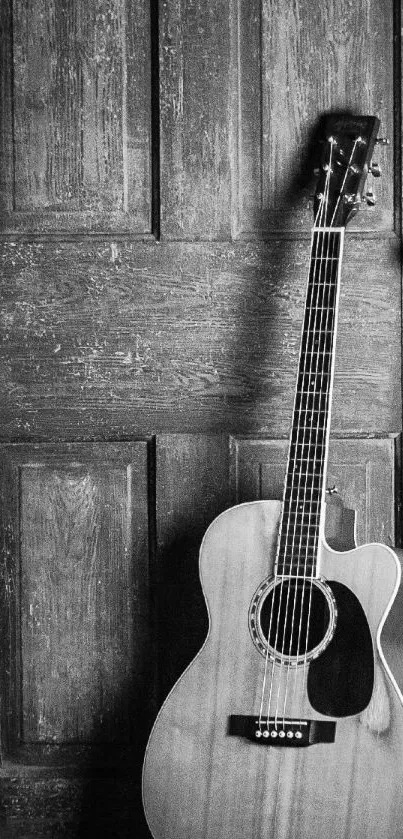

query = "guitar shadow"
222;109;344;433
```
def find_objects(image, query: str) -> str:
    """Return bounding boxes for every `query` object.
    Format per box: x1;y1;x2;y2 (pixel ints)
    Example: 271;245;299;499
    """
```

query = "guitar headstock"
313;114;382;228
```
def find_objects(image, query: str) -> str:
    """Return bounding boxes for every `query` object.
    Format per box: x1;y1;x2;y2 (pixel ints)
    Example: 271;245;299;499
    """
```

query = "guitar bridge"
228;715;336;747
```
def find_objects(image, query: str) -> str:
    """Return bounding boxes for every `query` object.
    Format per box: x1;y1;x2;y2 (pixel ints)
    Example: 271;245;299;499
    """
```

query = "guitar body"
142;501;403;839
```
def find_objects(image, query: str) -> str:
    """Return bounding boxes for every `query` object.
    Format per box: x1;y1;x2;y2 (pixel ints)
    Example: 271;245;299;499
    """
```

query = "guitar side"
142;500;403;839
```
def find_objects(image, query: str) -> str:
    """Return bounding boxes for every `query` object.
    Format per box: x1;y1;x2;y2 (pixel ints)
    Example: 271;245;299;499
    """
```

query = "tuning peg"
376;137;390;145
326;485;338;495
365;188;377;206
369;162;382;177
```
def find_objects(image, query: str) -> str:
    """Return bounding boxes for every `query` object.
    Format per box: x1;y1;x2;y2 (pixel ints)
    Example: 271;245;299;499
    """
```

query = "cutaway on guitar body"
143;115;403;839
142;501;403;839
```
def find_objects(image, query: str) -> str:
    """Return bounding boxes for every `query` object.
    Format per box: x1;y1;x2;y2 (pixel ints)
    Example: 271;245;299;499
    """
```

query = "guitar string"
262;165;331;733
255;211;326;732
276;136;346;726
276;221;329;724
270;165;333;729
261;135;359;733
275;154;335;728
292;224;337;723
280;231;331;724
297;231;338;714
297;139;358;708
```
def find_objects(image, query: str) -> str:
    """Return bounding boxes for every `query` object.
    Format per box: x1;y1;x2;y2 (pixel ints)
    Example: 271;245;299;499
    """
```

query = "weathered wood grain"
0;0;13;215
159;0;232;239
0;456;20;755
0;442;153;749
1;0;151;234
0;237;399;439
234;0;395;235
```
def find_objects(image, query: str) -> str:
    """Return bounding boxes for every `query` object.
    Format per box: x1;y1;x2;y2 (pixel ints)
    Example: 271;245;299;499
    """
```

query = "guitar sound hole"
259;579;333;662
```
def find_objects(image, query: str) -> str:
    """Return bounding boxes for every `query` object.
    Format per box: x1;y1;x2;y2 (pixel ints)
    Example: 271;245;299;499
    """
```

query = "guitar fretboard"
276;228;344;577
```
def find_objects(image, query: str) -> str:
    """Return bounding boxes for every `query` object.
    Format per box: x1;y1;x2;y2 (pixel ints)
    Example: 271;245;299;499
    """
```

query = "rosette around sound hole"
250;577;336;664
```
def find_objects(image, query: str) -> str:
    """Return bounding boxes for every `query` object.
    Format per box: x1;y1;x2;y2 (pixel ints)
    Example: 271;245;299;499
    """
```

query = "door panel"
235;0;394;235
1;0;152;234
0;442;153;758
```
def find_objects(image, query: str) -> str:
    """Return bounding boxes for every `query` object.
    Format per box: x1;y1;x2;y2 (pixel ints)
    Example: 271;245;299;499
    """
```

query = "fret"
304;296;336;312
302;327;336;342
275;569;317;578
279;545;319;558
281;507;321;518
286;465;324;478
283;506;322;526
280;513;320;524
291;427;327;438
280;531;320;542
290;409;328;421
291;420;327;432
278;541;319;554
286;467;324;478
278;543;318;554
275;572;317;580
283;492;322;501
277;227;343;578
283;506;321;524
294;394;329;412
302;305;336;311
275;559;315;577
300;328;338;336
286;468;325;478
280;518;321;533
280;502;320;527
286;456;325;468
300;351;332;360
283;497;322;508
285;483;323;497
278;545;318;556
278;557;319;570
297;376;330;392
306;284;337;295
286;472;325;482
288;445;326;458
285;476;324;489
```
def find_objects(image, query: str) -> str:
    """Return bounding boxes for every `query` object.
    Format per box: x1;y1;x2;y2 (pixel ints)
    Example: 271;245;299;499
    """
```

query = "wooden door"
0;1;402;836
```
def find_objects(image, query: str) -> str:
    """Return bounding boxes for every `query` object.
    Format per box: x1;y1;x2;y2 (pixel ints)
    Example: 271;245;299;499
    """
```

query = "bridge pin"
279;731;286;738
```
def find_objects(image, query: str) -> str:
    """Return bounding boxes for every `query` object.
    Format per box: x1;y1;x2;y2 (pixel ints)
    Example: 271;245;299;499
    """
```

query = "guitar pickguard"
308;580;374;717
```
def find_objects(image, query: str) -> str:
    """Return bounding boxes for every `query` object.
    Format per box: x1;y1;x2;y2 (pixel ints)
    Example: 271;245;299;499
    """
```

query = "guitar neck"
276;227;345;578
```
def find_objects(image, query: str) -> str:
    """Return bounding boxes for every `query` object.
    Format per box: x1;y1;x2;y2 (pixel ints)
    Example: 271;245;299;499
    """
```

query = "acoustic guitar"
142;114;403;839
